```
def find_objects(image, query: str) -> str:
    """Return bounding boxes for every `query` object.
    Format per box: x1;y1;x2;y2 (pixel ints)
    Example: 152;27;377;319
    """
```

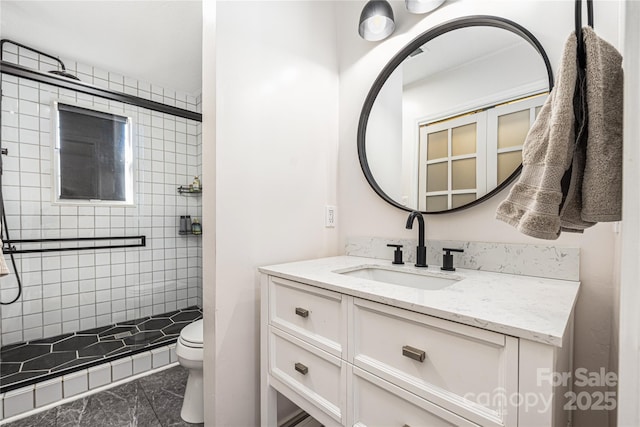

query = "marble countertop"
259;256;580;347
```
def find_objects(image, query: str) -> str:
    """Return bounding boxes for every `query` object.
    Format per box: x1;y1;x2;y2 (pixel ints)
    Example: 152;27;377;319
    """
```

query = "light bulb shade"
358;0;395;41
405;0;446;14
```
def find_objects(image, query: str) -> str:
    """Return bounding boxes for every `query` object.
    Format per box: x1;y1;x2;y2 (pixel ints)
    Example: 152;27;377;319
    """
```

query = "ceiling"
0;0;203;95
402;26;530;87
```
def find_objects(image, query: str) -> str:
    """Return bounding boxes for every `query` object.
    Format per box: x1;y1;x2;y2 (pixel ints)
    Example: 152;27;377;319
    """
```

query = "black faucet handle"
443;248;464;254
386;244;404;265
441;248;464;271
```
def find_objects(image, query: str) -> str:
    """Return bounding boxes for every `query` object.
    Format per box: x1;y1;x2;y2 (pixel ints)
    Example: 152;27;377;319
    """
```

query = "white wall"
203;1;339;425
337;1;621;426
617;1;640;425
201;0;217;424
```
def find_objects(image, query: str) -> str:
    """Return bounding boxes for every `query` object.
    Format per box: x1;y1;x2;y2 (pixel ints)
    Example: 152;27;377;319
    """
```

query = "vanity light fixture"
405;0;446;14
358;0;396;41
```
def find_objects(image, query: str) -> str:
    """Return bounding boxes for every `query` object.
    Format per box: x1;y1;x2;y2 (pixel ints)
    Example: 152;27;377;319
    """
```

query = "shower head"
48;69;81;81
1;39;81;81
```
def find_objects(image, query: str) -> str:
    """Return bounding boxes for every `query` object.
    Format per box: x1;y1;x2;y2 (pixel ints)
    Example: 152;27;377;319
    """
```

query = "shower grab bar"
2;235;146;255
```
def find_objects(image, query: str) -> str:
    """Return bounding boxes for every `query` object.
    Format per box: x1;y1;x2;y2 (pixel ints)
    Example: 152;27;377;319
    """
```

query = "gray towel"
495;32;578;240
559;52;596;232
560;27;623;229
497;28;623;239
580;27;623;222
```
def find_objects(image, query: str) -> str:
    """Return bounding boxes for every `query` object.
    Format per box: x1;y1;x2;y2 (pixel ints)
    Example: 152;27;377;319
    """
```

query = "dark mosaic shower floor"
0;306;202;394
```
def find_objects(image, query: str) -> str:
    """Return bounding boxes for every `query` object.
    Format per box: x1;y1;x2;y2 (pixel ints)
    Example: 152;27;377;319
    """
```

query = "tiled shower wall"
0;44;203;346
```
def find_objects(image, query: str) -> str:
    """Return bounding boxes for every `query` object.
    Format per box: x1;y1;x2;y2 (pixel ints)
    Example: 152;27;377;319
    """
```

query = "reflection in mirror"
362;19;553;213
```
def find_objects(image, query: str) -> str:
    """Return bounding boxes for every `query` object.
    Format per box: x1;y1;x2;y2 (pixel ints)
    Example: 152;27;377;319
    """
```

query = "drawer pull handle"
402;345;426;362
295;307;309;318
295;362;309;375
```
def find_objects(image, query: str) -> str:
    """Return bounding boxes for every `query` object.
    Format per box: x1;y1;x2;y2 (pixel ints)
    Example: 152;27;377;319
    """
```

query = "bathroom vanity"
259;256;579;427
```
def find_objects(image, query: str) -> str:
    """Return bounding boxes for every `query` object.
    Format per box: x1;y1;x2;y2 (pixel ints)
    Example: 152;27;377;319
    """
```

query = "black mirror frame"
357;15;554;214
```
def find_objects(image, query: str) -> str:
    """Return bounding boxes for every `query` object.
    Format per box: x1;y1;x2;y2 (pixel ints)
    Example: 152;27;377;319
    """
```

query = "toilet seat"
179;319;204;348
179;319;203;348
179;336;204;348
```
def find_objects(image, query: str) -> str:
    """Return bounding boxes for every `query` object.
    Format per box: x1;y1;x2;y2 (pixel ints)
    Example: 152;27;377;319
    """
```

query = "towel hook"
575;0;594;68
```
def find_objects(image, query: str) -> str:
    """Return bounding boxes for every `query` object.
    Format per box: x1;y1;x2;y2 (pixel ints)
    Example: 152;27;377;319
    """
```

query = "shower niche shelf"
179;215;202;236
177;185;202;195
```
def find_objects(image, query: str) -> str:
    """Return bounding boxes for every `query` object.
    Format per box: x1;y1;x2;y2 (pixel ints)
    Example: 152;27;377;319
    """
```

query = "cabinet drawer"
270;277;346;357
269;327;346;424
350;366;480;427
352;298;517;427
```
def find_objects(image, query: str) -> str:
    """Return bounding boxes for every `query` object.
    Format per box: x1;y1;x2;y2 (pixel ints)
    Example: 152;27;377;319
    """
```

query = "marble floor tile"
56;381;162;427
139;366;202;427
3;366;203;427
2;407;57;427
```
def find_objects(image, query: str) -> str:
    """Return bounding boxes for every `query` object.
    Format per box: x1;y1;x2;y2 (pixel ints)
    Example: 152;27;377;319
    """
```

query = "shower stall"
0;40;203;409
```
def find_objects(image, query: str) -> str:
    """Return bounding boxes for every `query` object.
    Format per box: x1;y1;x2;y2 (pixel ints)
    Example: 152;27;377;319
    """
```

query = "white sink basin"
337;266;461;291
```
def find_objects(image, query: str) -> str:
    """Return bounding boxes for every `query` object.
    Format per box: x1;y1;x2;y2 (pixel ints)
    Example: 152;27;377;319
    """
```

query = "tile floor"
0;307;202;393
3;365;202;427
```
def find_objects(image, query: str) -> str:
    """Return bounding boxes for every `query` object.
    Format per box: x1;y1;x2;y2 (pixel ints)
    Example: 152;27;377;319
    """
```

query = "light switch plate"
325;205;336;228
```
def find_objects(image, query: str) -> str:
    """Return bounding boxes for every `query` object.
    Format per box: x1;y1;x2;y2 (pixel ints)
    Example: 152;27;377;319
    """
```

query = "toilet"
176;319;204;423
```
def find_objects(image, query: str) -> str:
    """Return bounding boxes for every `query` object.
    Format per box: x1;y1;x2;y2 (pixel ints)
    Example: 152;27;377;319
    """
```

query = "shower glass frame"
0;49;203;395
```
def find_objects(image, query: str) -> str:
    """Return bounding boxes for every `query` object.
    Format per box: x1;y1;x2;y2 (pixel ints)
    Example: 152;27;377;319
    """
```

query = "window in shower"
52;102;135;205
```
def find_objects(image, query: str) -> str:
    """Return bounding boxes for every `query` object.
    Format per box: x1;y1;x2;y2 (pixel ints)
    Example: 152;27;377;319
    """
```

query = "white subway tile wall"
0;44;203;346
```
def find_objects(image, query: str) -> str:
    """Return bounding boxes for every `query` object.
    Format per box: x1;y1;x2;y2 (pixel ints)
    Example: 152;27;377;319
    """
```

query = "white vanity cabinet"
260;263;575;427
265;276;349;425
350;298;518;427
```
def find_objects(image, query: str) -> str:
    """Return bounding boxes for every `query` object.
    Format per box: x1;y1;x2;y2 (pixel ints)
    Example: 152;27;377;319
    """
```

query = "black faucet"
405;211;427;267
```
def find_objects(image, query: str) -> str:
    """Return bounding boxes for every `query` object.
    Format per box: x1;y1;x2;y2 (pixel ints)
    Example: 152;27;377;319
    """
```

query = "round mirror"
358;16;553;214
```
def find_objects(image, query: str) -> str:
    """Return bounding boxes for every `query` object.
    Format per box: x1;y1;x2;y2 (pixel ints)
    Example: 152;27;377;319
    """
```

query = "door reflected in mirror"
416;94;545;211
360;18;553;213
